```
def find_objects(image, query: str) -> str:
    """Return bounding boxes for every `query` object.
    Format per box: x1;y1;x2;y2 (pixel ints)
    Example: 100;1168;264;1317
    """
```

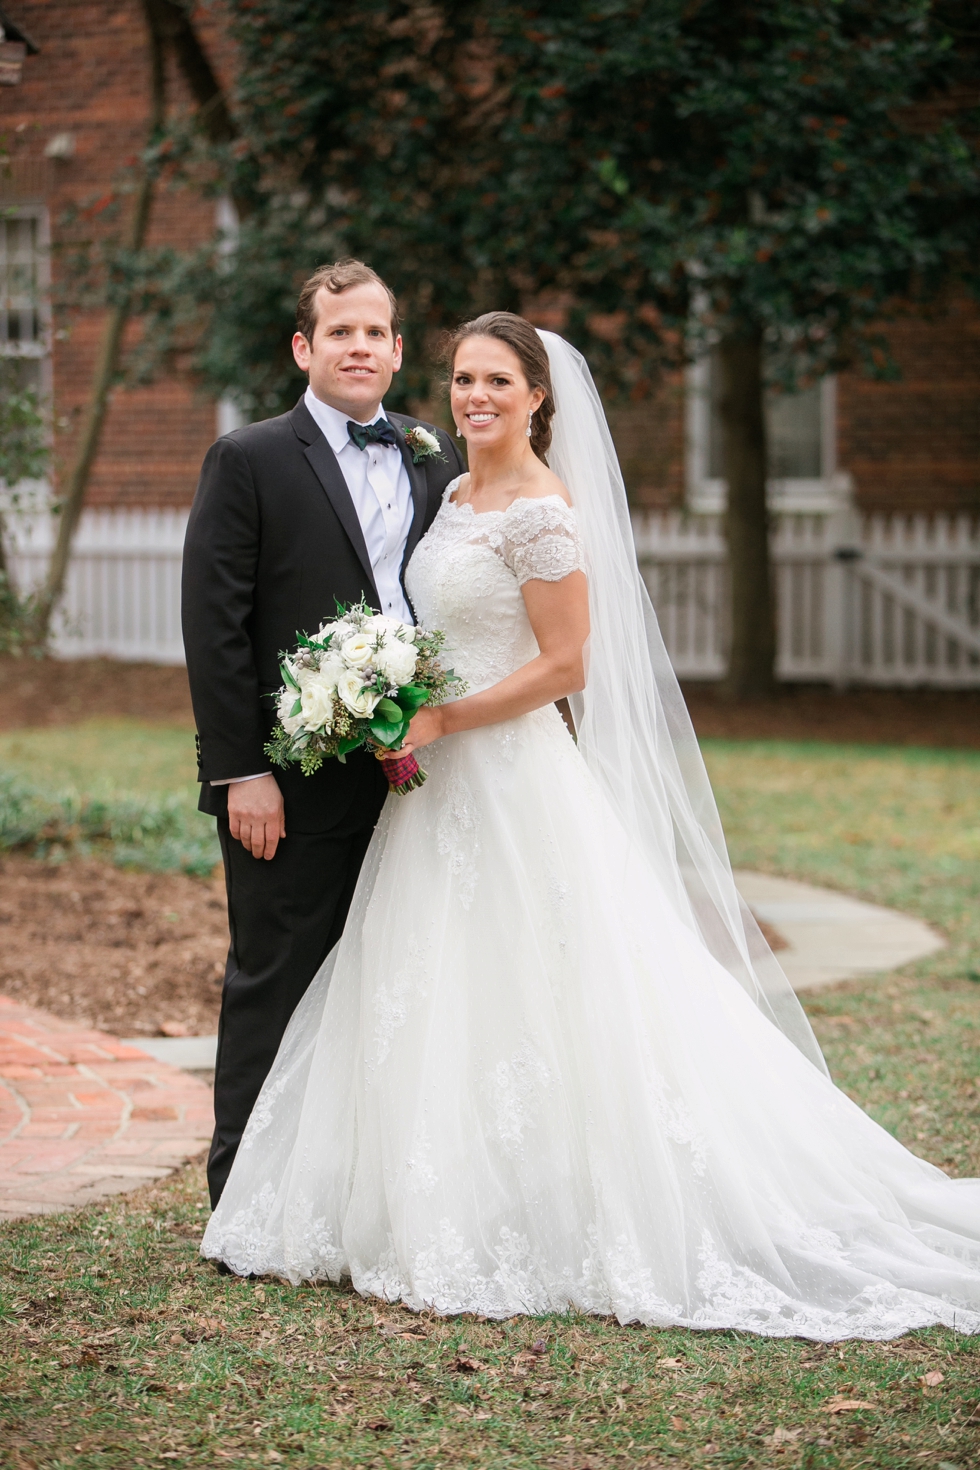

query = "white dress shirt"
301;386;415;625
212;386;417;786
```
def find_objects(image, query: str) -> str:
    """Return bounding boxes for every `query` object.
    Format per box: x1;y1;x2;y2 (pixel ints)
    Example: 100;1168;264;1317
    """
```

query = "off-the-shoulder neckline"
445;478;573;518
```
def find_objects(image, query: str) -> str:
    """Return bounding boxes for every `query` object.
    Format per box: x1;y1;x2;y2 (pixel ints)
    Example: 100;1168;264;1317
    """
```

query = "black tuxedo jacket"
182;395;464;830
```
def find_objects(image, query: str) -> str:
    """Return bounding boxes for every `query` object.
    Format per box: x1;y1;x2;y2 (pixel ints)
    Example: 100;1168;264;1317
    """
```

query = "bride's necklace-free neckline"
448;477;570;519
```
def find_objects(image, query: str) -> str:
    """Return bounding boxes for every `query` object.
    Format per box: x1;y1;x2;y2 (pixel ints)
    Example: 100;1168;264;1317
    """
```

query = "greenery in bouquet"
264;602;465;779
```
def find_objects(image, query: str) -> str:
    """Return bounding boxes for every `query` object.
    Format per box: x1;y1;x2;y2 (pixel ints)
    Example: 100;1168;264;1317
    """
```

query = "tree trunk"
717;328;776;699
32;1;166;642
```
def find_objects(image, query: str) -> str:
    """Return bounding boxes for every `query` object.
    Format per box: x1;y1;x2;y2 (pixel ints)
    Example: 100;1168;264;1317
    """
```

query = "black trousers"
208;799;381;1207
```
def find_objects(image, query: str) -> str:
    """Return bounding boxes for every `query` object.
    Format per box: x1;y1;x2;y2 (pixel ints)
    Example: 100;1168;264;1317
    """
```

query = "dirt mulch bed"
0;853;227;1039
0;656;194;729
3;655;979;747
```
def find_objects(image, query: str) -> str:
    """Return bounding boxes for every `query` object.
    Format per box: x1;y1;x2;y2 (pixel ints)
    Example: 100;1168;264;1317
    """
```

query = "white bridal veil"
539;330;828;1074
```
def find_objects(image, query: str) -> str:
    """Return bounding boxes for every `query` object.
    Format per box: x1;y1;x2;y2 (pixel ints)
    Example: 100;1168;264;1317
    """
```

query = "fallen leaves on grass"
4;1119;980;1470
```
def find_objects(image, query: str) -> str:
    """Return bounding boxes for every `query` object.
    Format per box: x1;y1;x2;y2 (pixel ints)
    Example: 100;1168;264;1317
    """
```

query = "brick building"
4;0;979;523
1;0;229;510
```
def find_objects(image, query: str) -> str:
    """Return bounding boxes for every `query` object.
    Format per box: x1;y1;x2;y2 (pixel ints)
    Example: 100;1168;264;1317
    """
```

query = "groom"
182;259;463;1206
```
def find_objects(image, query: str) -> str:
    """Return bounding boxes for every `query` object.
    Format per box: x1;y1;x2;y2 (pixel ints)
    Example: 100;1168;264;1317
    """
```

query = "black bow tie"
347;419;398;451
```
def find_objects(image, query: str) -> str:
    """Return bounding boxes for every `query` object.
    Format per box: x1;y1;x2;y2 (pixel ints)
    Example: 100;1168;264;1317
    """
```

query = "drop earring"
526;410;533;438
456;427;462;438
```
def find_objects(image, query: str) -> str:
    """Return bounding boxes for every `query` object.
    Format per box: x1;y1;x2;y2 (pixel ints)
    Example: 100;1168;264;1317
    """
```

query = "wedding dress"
202;342;980;1342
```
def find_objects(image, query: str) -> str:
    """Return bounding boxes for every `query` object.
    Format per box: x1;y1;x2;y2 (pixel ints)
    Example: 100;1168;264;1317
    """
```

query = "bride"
203;314;980;1340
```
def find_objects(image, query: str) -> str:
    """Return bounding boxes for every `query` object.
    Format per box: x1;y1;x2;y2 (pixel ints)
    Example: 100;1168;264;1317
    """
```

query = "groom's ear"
391;334;403;373
292;331;312;374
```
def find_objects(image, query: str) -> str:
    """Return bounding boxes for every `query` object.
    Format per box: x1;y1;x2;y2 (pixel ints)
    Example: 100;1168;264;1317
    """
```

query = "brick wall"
2;0;230;508
837;298;980;516
606;372;687;511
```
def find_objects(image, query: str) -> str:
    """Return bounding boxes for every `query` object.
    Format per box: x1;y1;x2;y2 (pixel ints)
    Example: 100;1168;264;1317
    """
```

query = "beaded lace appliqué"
436;773;481;908
370;934;430;1067
483;1038;552;1156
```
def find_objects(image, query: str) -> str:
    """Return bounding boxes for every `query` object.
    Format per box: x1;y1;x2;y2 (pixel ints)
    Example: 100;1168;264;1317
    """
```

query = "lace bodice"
406;483;585;691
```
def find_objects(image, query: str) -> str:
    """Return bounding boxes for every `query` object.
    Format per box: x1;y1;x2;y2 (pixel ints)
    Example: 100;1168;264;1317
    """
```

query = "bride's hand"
401;706;446;754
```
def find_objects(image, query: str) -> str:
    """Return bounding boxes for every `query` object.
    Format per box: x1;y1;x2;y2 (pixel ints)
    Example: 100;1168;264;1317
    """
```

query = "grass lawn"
703;741;980;991
0;718;199;797
1;738;979;1468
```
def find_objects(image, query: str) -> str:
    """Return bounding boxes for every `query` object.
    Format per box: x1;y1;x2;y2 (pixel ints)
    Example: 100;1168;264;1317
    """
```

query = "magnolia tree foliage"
162;1;978;402
135;0;978;690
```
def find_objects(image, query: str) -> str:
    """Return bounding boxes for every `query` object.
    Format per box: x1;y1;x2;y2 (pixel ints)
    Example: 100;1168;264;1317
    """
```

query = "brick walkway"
0;994;213;1221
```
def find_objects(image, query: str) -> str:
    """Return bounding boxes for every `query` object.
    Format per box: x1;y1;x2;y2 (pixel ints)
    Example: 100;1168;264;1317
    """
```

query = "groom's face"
292;283;403;420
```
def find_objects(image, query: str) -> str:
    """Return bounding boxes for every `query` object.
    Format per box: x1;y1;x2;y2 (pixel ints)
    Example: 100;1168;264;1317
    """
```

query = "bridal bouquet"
264;602;465;794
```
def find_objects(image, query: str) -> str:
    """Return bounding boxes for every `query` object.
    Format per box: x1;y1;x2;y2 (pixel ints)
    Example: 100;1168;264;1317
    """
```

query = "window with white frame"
0;206;50;408
686;347;843;513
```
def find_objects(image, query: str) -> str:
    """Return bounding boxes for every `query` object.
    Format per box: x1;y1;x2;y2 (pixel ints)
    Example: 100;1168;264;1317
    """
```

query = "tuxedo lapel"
289;399;380;606
391;418;429;571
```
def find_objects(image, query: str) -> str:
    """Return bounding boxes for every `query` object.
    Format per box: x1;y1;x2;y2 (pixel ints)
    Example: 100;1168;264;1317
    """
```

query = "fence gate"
634;508;980;687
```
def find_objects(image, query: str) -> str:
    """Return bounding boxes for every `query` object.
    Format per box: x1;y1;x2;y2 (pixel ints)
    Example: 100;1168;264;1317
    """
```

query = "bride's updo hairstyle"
445;312;556;463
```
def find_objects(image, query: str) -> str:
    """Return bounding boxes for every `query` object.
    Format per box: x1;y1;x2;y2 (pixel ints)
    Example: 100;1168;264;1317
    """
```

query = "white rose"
336;668;382;717
277;687;305;737
375;638;418;687
362;614;408;639
298;672;336;732
317;618;353;646
341;632;376;669
310;652;345;690
412;426;441;454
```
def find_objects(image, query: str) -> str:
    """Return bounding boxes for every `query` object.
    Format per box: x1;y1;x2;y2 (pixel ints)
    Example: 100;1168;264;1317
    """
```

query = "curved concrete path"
734;870;945;991
0;873;946;1221
0;995;212;1221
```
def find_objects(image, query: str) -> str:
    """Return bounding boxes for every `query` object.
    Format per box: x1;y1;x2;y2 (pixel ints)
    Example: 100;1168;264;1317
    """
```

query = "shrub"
0;769;220;877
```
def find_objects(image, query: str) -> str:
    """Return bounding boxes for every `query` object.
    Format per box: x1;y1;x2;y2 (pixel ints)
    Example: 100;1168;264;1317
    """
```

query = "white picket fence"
8;509;188;663
7;505;980;686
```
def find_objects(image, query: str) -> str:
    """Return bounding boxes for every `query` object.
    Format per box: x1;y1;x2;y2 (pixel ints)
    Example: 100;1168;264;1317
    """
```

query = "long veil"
539;330;828;1075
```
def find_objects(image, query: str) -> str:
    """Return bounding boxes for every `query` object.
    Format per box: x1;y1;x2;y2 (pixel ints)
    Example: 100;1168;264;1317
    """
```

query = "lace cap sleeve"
502;497;585;587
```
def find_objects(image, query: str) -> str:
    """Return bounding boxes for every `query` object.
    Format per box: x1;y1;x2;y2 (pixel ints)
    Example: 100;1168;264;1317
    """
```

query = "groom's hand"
227;774;286;861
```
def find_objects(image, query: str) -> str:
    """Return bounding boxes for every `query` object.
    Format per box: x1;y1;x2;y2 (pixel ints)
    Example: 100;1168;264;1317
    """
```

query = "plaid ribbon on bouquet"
378;749;427;794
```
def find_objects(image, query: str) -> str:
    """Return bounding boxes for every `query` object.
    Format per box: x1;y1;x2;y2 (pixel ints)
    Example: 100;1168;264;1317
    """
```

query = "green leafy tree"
127;3;521;416
133;0;980;695
491;0;980;695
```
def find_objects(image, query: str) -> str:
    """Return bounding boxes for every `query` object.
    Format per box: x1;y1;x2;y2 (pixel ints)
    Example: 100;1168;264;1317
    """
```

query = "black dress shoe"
213;1259;257;1280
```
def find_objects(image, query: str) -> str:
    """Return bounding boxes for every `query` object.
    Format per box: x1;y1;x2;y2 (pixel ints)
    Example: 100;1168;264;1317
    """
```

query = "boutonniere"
402;424;446;465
